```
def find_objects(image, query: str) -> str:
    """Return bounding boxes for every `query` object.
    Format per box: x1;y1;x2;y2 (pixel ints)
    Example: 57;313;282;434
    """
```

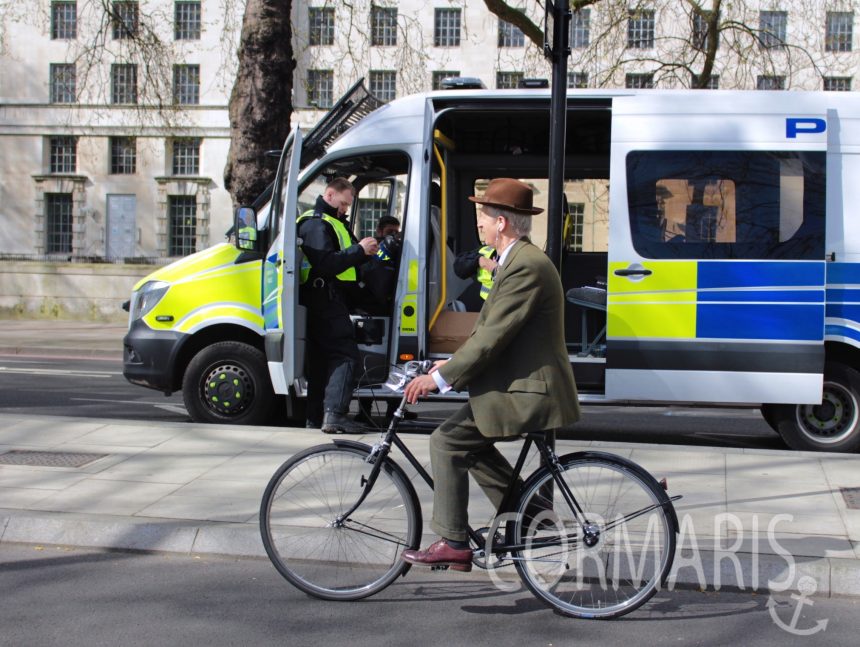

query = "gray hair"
490;206;532;237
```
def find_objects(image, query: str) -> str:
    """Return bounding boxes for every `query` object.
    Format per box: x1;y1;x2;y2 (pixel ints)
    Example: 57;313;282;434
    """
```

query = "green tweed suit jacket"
438;239;580;438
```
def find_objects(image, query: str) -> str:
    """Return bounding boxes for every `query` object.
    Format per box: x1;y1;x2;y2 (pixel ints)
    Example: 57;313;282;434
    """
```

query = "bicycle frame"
337;393;601;558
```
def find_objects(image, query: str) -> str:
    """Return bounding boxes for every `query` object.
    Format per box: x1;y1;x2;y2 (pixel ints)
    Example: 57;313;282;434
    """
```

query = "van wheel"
771;363;860;453
182;342;276;425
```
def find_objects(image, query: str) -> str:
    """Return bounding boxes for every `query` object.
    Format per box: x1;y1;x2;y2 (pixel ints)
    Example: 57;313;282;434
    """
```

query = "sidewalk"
0;320;125;359
1;411;858;598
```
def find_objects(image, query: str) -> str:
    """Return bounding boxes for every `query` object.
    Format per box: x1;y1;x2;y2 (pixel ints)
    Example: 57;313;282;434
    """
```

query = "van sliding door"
606;95;827;405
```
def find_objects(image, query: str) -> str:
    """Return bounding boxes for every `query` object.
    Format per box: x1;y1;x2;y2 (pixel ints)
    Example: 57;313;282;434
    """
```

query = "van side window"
626;151;825;260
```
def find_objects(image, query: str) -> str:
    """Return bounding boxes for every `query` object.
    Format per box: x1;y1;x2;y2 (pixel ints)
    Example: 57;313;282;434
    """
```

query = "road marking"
0;366;118;378
71;397;169;405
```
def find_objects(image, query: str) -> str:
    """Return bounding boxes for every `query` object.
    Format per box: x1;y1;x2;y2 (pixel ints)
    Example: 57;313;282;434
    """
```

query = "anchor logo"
767;577;829;636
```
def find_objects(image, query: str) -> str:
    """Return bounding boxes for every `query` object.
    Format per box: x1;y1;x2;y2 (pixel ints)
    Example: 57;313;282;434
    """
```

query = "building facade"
0;0;242;262
0;0;857;263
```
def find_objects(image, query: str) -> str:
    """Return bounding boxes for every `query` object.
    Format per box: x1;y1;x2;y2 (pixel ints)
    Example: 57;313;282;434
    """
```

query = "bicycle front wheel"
508;452;677;619
260;443;422;601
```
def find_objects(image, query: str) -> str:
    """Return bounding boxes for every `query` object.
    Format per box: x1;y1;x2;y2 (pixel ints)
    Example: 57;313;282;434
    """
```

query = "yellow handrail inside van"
429;129;454;332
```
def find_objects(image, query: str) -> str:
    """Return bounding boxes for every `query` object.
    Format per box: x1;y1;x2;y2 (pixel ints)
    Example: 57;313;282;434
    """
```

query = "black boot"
321;411;363;434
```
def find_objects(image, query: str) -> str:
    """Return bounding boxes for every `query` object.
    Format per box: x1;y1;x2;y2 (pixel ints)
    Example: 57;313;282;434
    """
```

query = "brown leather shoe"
402;539;472;572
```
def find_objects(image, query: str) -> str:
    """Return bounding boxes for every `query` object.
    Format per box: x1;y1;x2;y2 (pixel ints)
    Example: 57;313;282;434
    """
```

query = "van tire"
771;363;860;453
182;342;276;425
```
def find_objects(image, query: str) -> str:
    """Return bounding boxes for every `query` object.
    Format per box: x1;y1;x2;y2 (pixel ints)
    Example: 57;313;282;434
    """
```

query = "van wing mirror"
234;206;258;251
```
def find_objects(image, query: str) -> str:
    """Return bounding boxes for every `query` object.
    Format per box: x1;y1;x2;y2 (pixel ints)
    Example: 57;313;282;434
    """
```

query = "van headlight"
130;281;169;322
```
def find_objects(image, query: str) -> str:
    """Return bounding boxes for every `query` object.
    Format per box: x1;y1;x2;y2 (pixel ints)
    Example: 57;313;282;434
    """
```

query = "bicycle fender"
331;439;374;453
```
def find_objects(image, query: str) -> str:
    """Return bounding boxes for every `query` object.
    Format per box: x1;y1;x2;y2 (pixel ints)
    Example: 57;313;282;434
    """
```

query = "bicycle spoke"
261;445;419;600
510;454;677;619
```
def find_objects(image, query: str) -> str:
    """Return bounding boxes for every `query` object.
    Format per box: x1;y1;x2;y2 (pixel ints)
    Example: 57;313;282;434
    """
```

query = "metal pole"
546;2;571;271
543;1;571;474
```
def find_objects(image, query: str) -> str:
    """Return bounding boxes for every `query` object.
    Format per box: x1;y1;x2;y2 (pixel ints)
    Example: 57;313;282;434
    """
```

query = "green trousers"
429;403;519;542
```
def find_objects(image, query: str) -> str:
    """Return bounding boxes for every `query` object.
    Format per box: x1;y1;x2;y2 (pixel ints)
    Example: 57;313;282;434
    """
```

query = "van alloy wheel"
795;380;857;445
772;362;860;453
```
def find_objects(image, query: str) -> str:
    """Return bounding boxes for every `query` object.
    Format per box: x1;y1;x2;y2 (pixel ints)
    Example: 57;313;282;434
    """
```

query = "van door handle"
614;268;652;277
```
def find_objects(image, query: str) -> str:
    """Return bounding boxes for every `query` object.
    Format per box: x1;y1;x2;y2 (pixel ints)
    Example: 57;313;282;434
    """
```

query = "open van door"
605;93;827;405
263;126;305;399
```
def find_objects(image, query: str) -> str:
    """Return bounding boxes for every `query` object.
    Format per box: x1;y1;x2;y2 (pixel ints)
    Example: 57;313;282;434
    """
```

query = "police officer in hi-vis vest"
297;177;378;433
453;245;498;310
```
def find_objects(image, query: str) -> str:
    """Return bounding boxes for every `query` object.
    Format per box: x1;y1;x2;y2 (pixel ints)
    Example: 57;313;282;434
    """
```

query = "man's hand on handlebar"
403;359;448;404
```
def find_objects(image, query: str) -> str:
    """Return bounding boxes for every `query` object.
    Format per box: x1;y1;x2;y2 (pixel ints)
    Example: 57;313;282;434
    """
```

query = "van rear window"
626;150;825;260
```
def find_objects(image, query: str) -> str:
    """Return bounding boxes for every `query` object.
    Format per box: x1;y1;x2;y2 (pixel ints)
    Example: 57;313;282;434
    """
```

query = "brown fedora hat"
468;178;543;215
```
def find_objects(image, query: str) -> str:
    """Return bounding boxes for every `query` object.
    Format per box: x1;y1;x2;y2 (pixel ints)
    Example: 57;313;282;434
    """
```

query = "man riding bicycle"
402;178;581;571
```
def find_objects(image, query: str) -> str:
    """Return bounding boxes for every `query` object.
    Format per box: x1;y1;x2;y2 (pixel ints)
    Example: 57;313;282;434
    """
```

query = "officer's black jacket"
298;196;366;284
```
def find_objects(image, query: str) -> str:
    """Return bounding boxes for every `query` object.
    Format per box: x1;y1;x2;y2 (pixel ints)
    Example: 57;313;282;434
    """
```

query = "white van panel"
606;369;823;405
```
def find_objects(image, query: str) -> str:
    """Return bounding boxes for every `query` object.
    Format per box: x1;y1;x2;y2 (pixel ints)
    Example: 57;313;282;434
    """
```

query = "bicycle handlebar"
383;360;435;393
404;359;434;378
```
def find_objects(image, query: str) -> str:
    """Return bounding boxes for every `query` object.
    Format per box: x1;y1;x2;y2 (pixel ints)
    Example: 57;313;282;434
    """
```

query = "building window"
823;76;851;91
626;73;654;89
111;64;137;104
168;196;197;256
110;136;136;174
757;75;785;90
45;194;74;254
434;8;461;47
692;11;718;51
567;72;588;88
308;6;335;46
628;9;655;48
50;63;76;103
306;69;333;108
498;20;524;47
357;198;388;238
112;1;139;39
371;6;397;46
826;12;853;52
566;203;584;251
49;136;77;174
571;9;590;48
172;138;200;175
496;71;523;89
692;73;719;88
759;10;787;49
173;64;200;105
432;70;460;90
175;1;201;40
51;2;77;39
369;70;396;102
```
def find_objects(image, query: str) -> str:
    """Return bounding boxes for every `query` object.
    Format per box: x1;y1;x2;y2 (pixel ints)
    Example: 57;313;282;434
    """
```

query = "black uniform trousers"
303;284;360;426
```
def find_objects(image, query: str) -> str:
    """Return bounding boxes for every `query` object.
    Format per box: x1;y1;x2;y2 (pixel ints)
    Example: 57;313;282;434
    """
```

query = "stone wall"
0;261;158;323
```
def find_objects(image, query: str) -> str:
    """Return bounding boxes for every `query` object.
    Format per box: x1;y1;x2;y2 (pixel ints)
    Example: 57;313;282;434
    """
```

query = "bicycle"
260;361;681;619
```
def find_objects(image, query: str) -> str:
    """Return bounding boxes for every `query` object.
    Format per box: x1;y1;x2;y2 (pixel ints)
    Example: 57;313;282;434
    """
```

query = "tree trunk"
224;0;295;207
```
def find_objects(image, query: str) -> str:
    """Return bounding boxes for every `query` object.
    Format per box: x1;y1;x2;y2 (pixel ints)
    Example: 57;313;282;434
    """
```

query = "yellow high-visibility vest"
297;210;358;284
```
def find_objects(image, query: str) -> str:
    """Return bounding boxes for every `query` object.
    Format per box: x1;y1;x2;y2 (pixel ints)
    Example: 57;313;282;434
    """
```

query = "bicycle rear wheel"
508;451;677;619
260;443;422;601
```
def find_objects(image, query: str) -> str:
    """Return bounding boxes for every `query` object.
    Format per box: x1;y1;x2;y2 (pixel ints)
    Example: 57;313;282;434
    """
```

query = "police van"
124;81;860;453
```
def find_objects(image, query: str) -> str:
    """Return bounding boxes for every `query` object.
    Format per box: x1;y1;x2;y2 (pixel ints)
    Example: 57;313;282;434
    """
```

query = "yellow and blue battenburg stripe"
825;263;860;347
607;260;825;373
695;261;824;341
